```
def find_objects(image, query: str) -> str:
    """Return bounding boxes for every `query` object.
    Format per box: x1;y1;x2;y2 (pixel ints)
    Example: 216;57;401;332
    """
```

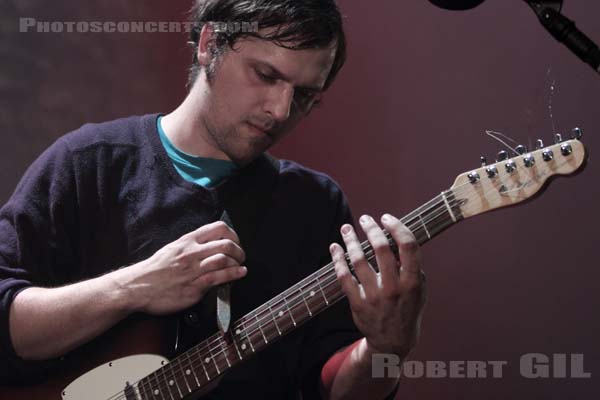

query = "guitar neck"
135;190;463;399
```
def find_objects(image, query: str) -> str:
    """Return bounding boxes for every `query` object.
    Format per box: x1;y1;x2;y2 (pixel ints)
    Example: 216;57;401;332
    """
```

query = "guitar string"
109;166;539;400
104;240;419;400
105;179;492;400
155;160;552;393
169;185;471;357
103;191;468;400
104;156;563;400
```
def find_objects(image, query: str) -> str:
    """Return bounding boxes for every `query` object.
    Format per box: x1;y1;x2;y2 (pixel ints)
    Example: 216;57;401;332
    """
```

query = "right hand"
122;221;247;315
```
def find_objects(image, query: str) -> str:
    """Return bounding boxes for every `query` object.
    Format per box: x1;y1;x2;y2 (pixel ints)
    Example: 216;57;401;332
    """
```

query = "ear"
196;23;217;66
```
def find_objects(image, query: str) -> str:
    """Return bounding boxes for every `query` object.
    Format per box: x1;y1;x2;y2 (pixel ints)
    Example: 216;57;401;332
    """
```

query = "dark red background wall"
1;1;599;398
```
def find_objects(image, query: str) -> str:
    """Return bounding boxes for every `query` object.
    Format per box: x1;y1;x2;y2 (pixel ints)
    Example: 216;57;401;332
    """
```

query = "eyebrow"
251;59;324;92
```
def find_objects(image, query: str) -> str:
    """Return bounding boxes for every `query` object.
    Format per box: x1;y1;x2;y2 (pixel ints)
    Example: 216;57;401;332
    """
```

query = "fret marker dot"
186;369;191;375
278;311;284;317
241;343;247;350
310;291;315;297
169;380;174;386
154;390;160;395
235;329;241;334
205;357;210;364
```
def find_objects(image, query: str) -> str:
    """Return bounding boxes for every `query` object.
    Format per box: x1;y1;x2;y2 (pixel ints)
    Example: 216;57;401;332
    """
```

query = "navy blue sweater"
0;114;361;398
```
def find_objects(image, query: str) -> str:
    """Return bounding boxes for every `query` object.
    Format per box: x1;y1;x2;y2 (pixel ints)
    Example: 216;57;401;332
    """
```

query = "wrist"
364;337;412;361
103;262;148;314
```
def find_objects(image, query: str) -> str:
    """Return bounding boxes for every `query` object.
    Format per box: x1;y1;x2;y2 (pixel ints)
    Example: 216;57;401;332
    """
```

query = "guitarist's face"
194;27;337;166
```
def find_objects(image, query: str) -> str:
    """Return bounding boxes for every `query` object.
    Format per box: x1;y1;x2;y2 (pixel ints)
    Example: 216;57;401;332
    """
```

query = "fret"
441;191;457;222
137;382;144;400
219;337;232;368
196;346;212;381
283;296;296;326
298;286;313;316
175;357;192;395
206;342;221;374
316;276;329;305
148;379;160;400
254;312;269;344
267;300;282;335
319;272;343;303
237;319;255;353
418;214;431;239
131;384;142;399
138;378;150;400
144;372;163;400
137;378;147;400
308;287;321;309
230;333;243;360
168;363;184;400
185;349;201;387
160;363;176;400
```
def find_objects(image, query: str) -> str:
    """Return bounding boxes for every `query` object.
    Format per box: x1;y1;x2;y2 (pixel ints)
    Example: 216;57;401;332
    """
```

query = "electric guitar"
1;132;588;399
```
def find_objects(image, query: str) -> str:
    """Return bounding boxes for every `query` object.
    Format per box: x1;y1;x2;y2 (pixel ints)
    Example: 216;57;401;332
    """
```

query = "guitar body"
1;314;176;399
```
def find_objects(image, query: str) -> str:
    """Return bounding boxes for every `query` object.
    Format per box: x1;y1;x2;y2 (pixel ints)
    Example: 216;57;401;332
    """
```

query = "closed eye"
255;69;277;84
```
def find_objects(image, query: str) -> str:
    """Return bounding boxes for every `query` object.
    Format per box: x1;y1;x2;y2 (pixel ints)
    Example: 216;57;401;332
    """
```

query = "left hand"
330;213;426;358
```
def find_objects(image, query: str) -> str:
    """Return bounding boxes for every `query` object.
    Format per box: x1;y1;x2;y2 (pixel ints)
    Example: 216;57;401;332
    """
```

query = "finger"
340;224;376;290
190;221;241;244
193;265;247;290
197;253;240;276
330;242;360;301
358;214;399;283
380;214;423;286
196;238;246;264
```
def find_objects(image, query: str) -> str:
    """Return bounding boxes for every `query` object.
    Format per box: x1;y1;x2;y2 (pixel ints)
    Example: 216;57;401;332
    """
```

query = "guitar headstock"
450;129;587;219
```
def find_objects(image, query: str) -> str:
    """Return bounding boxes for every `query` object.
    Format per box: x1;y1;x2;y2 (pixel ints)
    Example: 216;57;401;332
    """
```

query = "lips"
246;122;273;138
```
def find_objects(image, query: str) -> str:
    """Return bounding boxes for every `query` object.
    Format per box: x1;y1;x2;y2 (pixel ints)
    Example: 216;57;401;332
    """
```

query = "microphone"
528;2;600;74
428;0;600;74
428;0;486;10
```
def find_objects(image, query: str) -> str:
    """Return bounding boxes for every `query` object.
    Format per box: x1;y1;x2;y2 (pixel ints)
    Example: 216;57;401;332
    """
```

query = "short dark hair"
187;0;346;90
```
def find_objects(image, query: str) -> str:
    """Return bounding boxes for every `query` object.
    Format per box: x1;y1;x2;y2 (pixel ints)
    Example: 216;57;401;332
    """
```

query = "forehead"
228;32;338;89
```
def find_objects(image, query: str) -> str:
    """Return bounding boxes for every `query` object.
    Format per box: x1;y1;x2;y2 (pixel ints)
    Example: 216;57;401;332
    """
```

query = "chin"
226;148;263;167
232;139;273;166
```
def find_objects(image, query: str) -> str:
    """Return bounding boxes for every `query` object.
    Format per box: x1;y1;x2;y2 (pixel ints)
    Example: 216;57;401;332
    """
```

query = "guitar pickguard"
62;354;167;400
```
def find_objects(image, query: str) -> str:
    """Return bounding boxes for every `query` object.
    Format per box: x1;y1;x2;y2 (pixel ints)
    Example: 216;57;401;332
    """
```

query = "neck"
161;79;229;161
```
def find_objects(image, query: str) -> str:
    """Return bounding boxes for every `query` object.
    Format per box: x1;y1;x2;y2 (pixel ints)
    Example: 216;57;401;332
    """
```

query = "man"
0;0;426;398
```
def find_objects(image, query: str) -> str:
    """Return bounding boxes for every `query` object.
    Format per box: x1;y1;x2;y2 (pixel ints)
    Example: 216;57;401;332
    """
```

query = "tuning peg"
486;165;498;178
554;133;563;143
524;153;535;167
467;171;480;184
505;159;517;173
515;145;527;155
561;143;573;156
571;127;583;139
480;156;487;166
535;139;544;149
496;150;508;161
542;148;554;161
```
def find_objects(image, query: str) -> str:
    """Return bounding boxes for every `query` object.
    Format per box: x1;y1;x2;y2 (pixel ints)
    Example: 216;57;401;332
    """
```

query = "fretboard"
134;190;463;400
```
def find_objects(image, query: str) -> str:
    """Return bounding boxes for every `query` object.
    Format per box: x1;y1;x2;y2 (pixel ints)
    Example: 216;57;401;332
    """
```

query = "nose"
264;83;294;122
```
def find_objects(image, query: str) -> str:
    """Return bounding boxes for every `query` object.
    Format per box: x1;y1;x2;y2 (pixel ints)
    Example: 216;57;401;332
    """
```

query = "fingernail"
341;224;352;235
359;215;372;225
382;214;392;222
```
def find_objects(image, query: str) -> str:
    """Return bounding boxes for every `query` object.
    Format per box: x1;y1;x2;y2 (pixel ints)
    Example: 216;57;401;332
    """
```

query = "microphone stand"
526;0;600;75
